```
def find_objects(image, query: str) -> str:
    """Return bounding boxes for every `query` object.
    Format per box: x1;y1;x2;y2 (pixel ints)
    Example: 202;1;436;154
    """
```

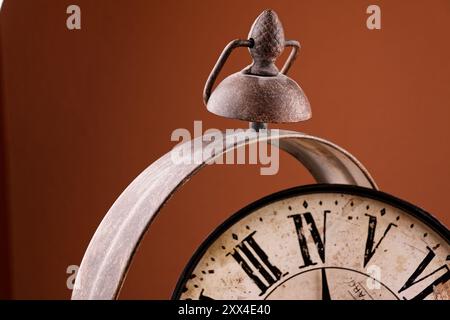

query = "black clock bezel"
172;184;450;299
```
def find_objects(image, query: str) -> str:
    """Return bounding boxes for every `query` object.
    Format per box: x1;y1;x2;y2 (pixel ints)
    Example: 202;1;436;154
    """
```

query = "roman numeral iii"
227;231;282;295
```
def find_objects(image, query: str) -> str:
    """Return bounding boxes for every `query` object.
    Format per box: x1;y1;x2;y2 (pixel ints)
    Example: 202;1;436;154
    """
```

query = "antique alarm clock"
72;10;449;300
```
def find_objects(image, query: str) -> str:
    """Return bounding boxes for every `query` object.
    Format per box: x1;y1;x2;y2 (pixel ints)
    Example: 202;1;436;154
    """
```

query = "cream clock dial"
174;185;450;300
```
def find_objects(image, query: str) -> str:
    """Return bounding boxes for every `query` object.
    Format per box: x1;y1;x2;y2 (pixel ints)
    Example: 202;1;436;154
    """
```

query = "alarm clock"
173;184;449;300
72;10;449;300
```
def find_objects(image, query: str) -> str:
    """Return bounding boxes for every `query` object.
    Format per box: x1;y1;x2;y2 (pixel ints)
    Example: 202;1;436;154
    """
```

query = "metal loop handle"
203;39;301;106
281;40;300;75
203;39;253;105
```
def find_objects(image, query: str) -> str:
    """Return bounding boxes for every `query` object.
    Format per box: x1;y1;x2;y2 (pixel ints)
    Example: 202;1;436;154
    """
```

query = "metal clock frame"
72;130;377;299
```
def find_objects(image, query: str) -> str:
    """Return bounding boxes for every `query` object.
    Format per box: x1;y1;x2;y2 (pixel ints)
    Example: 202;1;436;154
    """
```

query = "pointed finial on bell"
245;9;285;76
203;9;311;124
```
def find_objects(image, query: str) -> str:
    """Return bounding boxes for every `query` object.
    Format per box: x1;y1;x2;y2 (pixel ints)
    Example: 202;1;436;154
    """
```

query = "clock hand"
321;268;331;300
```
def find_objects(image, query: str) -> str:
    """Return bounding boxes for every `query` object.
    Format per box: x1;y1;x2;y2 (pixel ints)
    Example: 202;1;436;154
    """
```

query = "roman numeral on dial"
288;210;329;268
363;214;397;267
198;289;215;300
227;231;282;295
184;288;215;300
398;247;450;300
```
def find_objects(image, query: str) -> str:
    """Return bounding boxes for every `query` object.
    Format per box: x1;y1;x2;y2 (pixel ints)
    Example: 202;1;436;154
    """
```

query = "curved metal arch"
71;129;377;300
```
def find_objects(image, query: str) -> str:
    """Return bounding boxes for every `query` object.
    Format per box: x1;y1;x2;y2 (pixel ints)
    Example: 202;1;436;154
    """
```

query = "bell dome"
203;9;312;124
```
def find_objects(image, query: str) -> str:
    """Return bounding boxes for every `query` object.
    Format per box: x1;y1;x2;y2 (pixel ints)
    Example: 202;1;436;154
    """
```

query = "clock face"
173;185;450;300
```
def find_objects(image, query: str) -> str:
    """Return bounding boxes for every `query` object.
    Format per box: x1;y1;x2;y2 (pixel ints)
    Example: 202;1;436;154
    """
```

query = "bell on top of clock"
203;9;311;124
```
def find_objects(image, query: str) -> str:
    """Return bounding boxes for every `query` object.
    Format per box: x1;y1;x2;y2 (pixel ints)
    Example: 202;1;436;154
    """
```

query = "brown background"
0;0;449;299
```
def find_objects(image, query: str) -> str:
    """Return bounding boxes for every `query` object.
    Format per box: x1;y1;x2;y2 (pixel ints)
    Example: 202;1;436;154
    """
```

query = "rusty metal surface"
204;10;311;123
206;72;311;123
246;9;285;76
71;130;377;300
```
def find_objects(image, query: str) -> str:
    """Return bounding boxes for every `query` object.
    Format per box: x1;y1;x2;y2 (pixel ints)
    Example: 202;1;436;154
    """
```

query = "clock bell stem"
250;122;268;132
